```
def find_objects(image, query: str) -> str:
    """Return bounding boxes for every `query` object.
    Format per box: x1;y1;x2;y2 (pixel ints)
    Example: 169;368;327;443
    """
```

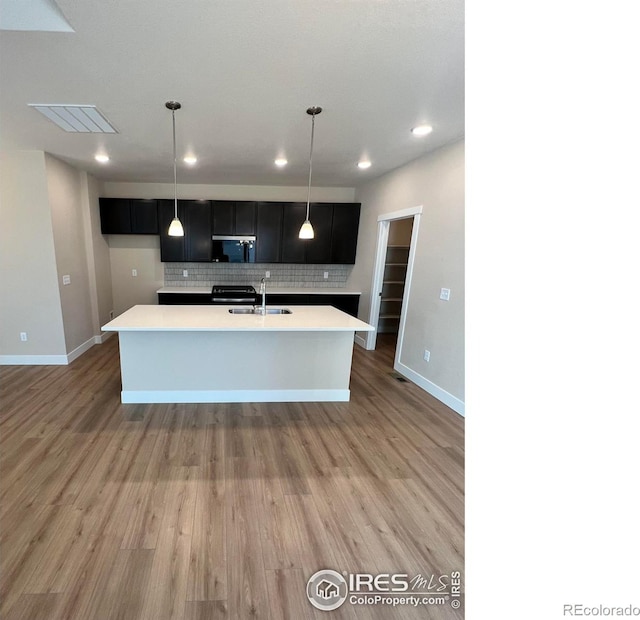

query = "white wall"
82;173;114;335
102;182;356;314
45;154;95;354
1;150;109;363
0;151;67;360
350;139;465;412
108;235;163;316
101;182;355;202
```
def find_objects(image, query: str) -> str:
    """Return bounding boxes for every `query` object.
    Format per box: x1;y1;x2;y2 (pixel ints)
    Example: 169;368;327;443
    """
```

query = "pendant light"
299;106;322;239
166;101;184;237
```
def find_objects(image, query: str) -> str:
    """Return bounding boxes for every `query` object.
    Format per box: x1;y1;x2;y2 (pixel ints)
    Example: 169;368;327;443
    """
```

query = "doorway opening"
366;206;422;372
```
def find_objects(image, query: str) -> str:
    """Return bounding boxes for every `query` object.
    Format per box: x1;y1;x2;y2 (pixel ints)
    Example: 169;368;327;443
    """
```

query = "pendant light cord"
172;109;178;219
305;113;316;220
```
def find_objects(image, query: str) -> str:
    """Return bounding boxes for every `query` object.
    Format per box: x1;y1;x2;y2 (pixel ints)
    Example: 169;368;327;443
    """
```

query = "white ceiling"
0;0;464;187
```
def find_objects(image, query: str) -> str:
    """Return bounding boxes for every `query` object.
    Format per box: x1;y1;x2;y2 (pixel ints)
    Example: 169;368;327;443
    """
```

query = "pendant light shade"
299;220;314;239
299;106;322;240
168;217;184;236
166;101;184;237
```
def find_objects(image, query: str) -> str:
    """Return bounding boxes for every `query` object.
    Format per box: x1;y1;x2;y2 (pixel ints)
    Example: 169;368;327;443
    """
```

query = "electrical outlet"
20;332;28;342
423;349;431;362
324;271;329;279
182;270;188;278
132;269;137;277
265;271;270;278
440;288;450;301
62;274;71;285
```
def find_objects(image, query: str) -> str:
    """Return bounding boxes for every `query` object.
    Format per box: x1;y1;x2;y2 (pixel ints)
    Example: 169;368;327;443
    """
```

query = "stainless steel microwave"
211;235;256;263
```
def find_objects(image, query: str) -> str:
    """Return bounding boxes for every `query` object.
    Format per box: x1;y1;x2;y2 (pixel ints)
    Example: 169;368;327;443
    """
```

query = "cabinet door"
255;202;283;263
281;203;307;263
212;201;234;235
330;203;360;264
235;202;256;235
184;200;212;261
158;200;185;261
99;198;131;234
130;199;159;234
304;203;333;263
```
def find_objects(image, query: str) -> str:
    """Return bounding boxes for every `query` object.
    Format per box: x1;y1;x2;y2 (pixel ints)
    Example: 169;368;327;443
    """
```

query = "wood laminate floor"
0;334;464;619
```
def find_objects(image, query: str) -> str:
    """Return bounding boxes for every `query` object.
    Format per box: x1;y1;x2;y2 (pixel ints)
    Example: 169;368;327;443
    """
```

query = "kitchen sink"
228;307;292;315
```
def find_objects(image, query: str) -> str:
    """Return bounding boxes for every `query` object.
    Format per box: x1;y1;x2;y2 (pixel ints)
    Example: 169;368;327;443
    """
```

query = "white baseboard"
94;331;114;344
395;361;465;417
0;333;111;366
121;388;351;404
354;333;367;349
0;354;69;365
66;337;96;364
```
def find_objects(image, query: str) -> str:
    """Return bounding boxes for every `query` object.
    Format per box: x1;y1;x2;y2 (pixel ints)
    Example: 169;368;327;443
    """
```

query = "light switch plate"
132;269;137;277
62;275;71;285
440;288;450;301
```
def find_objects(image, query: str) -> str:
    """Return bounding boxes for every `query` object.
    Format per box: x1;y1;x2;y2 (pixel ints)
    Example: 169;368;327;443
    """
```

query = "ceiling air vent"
28;104;118;133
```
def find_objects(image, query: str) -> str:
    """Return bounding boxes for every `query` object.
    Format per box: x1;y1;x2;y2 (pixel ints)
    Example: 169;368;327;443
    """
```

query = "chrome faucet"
258;278;267;314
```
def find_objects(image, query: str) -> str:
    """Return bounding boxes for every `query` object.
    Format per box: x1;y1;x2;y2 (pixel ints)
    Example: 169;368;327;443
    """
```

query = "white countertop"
157;287;362;295
103;304;374;332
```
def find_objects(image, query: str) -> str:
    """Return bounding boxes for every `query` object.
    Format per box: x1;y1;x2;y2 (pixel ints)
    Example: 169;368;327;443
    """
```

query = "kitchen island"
102;304;374;404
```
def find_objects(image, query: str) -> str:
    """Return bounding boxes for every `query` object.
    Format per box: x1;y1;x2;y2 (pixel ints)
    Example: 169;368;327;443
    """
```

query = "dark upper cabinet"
100;198;158;234
158;200;185;261
281;203;307;263
100;198;132;234
212;201;256;235
255;202;283;263
212;201;234;235
304;203;334;263
184;200;212;261
235;202;256;235
330;203;361;264
130;199;159;234
103;196;360;264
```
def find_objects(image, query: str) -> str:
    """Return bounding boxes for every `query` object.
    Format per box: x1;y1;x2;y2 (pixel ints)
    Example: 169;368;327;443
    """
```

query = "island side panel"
116;330;355;403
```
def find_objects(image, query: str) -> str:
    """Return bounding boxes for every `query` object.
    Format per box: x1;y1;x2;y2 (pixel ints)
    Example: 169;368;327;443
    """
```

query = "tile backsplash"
164;263;352;288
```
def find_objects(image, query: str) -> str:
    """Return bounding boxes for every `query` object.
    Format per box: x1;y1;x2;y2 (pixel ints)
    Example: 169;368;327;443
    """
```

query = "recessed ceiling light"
275;158;288;167
357;160;372;169
95;154;109;163
183;156;197;165
411;124;433;136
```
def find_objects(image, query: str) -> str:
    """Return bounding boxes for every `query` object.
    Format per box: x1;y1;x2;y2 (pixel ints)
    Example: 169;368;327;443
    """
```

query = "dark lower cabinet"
266;293;360;317
158;292;360;318
158;293;211;304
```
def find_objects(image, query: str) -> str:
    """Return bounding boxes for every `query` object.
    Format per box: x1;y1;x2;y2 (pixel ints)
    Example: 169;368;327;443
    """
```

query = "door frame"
365;205;423;360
